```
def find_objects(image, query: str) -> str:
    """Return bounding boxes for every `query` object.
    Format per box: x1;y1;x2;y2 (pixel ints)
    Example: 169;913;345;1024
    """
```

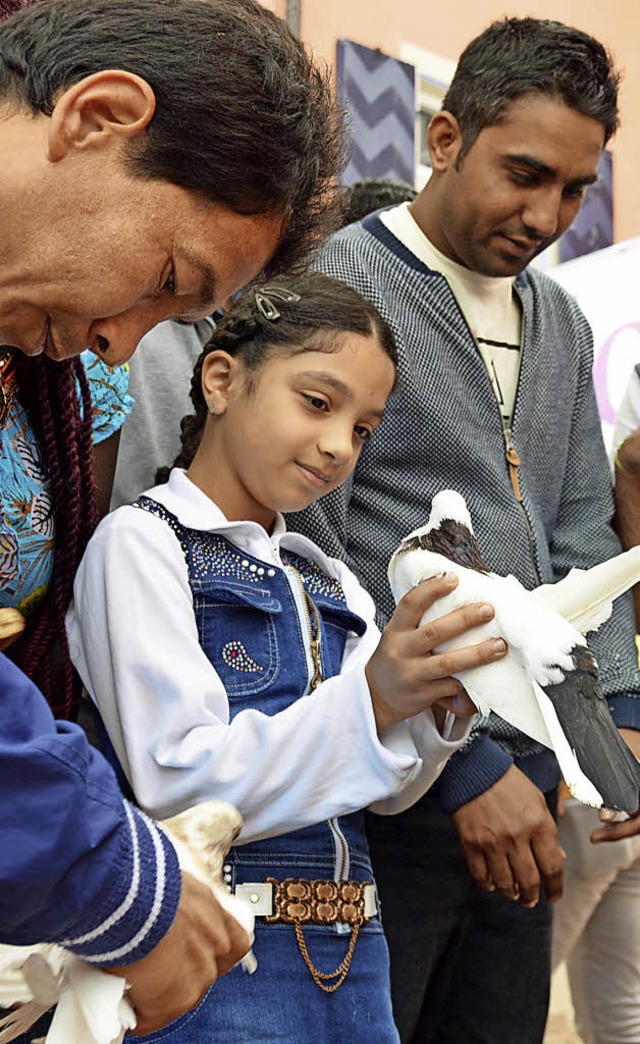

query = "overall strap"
132;494;191;563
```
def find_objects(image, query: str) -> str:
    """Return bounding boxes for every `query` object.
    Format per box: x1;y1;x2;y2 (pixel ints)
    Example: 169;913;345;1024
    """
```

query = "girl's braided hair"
10;353;99;718
156;271;397;482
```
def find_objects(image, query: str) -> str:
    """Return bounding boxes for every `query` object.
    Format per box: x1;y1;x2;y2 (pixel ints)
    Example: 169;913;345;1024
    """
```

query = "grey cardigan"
287;213;640;810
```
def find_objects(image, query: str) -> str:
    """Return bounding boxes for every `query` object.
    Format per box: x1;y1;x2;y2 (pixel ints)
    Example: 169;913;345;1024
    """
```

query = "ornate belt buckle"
265;878;370;926
264;878;371;993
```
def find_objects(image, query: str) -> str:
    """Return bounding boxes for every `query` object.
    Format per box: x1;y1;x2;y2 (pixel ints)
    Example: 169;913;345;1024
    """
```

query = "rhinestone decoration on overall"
281;550;346;603
190;539;270;584
222;640;264;673
134;497;192;559
134;497;277;583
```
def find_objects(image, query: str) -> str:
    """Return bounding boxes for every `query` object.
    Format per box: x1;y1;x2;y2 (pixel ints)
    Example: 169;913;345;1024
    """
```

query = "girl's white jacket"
67;469;472;843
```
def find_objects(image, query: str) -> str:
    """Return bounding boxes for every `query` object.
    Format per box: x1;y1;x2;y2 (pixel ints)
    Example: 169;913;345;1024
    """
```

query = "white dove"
0;799;254;1044
389;489;640;813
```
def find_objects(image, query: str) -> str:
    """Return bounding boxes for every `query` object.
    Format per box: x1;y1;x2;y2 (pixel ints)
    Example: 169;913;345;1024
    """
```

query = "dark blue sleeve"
435;734;513;813
0;654;181;965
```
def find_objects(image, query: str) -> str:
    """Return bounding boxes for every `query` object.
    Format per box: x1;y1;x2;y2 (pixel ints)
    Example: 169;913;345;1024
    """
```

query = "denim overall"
127;498;399;1044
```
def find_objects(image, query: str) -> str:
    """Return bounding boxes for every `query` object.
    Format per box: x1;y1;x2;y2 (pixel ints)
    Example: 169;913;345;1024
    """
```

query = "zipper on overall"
288;565;351;892
289;566;323;692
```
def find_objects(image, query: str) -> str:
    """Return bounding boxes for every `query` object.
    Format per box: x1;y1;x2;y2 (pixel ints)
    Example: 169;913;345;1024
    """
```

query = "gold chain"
302;587;323;692
294;920;362;993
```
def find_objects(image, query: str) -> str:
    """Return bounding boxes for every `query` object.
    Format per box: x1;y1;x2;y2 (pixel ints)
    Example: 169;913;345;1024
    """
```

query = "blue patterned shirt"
0;351;132;614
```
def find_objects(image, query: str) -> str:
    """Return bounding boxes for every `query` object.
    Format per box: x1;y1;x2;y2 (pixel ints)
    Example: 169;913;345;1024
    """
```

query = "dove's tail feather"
531;680;603;808
535;647;640;813
532;545;640;635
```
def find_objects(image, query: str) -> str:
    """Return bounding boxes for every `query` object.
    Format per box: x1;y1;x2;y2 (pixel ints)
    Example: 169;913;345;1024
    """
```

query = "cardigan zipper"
506;290;542;587
446;274;541;589
503;428;540;585
503;426;522;502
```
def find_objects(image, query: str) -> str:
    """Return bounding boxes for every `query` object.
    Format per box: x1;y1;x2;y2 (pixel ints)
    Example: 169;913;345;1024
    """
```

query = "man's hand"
591;727;640;844
366;574;507;734
615;430;640;475
451;765;564;907
110;871;250;1037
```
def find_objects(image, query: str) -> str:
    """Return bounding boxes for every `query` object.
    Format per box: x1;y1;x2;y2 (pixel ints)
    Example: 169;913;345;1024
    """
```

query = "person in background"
613;363;640;626
288;17;639;1043
0;0;341;1032
340;178;417;227
550;364;640;1044
110;319;215;509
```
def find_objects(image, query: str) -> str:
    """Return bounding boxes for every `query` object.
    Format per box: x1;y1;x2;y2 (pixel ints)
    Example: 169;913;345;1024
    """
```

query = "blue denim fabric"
126;922;399;1042
129;499;398;1040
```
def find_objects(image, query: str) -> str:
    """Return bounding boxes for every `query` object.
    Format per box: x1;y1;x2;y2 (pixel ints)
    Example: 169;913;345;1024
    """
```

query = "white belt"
234;881;378;919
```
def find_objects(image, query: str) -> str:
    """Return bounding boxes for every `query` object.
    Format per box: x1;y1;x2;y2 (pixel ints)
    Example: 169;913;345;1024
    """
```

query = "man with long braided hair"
0;0;343;1034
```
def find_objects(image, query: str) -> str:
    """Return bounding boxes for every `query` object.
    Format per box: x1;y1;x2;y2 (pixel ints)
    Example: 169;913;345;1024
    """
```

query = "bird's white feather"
388;546;578;749
426;490;474;534
531;545;640;634
161;800;257;973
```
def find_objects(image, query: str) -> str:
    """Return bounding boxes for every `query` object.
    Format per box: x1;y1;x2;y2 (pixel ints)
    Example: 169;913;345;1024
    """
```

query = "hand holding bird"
364;574;507;734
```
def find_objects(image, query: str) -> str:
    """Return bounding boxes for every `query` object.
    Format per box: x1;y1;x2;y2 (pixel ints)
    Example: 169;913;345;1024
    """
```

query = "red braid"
0;0;38;22
13;354;99;717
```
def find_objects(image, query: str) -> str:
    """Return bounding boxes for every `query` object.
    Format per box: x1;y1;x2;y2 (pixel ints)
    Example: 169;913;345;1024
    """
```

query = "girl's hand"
365;575;507;734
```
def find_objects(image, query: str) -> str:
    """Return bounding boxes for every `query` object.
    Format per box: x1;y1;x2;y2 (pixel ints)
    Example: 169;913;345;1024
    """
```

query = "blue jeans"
365;788;556;1044
126;918;399;1043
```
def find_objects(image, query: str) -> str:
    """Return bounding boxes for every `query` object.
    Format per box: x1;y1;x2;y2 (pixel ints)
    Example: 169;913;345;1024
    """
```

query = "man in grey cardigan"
288;17;640;1044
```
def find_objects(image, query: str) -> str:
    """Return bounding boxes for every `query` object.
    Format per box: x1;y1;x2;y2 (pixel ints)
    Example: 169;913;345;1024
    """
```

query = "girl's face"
190;331;395;530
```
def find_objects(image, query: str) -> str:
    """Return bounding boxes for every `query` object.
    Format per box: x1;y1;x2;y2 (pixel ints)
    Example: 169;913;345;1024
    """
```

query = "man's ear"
201;351;241;417
48;70;156;161
427;111;463;173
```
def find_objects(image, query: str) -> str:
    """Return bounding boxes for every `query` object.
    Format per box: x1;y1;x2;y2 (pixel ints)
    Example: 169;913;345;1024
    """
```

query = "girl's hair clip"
254;286;301;321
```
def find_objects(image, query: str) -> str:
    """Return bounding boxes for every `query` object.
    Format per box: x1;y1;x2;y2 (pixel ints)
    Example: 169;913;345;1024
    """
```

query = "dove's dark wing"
539;645;640;813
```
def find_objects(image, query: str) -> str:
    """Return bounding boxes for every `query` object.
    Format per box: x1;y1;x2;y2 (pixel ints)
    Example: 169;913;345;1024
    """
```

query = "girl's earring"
208;400;217;415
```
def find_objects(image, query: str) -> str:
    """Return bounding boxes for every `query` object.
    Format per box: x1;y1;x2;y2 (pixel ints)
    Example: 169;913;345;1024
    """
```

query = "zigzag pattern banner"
337;39;415;187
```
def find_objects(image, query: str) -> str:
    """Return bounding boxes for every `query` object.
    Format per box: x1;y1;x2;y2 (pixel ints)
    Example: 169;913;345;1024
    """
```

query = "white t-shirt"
380;203;523;430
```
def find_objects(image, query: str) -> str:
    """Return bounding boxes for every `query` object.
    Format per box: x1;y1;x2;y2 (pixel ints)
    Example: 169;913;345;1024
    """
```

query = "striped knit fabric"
287;212;640;809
